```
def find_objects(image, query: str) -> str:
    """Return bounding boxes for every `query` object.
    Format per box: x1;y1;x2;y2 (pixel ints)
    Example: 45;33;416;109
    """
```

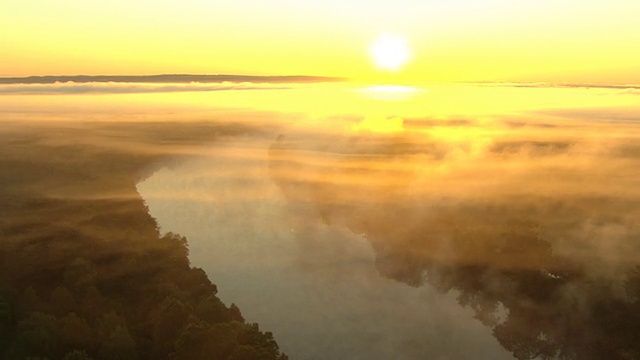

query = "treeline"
1;224;286;360
0;121;287;359
0;74;345;85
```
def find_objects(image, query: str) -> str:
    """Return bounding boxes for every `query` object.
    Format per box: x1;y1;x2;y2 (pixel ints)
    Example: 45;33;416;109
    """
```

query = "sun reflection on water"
355;85;425;101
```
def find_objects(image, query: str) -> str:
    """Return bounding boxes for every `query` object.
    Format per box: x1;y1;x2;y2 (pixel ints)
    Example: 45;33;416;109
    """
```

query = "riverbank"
0;119;286;359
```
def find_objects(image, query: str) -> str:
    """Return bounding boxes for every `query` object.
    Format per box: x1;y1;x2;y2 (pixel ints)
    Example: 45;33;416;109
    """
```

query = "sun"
370;34;411;72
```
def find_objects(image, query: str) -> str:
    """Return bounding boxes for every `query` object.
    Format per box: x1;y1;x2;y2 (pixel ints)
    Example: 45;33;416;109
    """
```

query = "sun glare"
370;34;411;72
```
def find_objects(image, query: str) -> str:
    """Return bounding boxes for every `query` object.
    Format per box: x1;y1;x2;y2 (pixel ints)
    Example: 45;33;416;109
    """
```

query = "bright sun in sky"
370;34;411;72
1;1;640;82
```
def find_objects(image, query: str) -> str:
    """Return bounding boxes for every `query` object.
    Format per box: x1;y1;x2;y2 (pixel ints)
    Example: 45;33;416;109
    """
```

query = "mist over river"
135;83;640;359
2;80;639;358
137;138;514;359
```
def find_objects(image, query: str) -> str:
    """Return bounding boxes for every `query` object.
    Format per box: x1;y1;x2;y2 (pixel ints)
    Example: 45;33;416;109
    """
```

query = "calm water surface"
137;83;640;359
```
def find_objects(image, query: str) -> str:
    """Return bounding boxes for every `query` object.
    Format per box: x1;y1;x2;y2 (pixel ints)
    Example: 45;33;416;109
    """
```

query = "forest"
0;120;287;359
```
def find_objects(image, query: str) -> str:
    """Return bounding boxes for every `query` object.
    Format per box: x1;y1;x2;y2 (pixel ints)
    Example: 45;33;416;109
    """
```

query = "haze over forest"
2;0;640;359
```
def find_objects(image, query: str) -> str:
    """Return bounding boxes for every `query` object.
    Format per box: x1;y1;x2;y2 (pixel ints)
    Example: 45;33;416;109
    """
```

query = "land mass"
0;74;346;85
0;120;287;359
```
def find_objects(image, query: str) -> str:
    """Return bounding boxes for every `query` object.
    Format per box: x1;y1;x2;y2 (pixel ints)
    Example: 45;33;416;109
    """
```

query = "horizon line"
0;74;348;85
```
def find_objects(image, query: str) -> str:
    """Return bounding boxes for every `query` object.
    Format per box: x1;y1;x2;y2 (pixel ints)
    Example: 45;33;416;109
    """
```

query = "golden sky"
2;0;640;83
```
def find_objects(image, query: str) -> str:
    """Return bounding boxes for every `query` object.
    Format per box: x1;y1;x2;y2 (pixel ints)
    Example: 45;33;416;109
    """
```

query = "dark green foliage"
62;350;94;360
0;291;14;353
15;313;59;358
0;122;286;359
2;235;286;360
228;346;261;360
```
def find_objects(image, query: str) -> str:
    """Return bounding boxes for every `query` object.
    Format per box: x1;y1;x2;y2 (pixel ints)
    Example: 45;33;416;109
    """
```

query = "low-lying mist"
3;82;640;359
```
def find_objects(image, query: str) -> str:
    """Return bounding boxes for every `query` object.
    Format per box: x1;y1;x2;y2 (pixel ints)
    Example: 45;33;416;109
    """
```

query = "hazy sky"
3;0;640;83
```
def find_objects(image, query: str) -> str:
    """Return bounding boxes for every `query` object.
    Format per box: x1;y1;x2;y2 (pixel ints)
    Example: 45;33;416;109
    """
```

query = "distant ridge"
466;81;640;90
0;74;346;84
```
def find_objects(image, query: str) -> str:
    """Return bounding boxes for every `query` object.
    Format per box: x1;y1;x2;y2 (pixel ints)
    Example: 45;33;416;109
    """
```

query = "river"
137;83;640;359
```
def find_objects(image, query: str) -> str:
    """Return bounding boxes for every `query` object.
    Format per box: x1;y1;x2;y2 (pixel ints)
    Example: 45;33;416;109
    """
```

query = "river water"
137;83;640;359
